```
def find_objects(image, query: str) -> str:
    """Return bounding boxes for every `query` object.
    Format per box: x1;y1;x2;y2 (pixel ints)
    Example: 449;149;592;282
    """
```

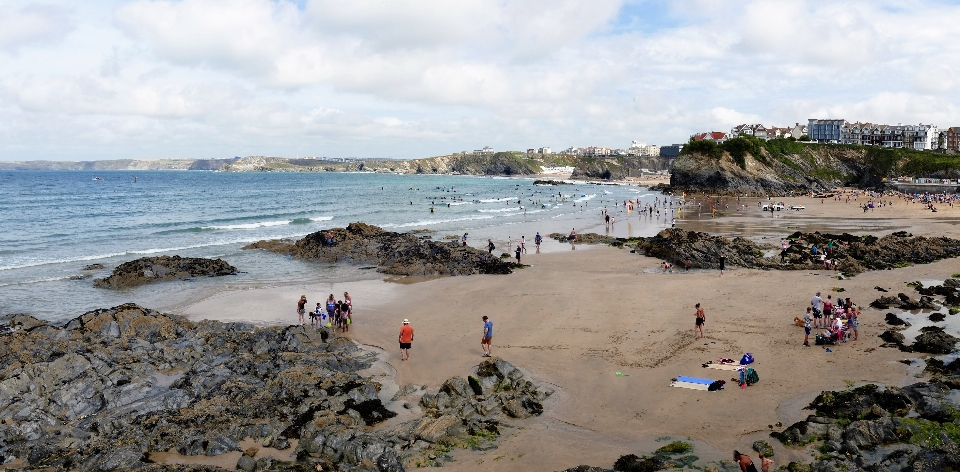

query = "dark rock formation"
533;179;572;185
879;326;957;353
0;305;553;471
911;326;959;354
635;229;774;269
93;255;237;289
625;229;960;274
250;223;515;277
549;232;618;245
769;382;960;471
885;313;911;327
241;239;298;254
81;263;104;270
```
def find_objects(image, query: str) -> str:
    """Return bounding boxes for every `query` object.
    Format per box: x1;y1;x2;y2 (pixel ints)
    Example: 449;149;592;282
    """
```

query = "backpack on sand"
745;368;759;385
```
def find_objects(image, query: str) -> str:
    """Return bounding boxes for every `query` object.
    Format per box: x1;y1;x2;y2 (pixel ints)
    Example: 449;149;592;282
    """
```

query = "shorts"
824;309;832;317
813;309;822;319
400;342;412;349
805;327;812;335
695;317;704;326
481;337;492;345
298;309;305;315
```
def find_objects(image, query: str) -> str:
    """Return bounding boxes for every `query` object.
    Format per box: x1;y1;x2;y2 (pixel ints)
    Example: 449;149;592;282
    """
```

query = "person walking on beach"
481;316;493;357
399;319;414;361
297;295;307;326
803;307;812;347
733;451;759;472
718;253;726;276
535;232;542;252
569;228;577;250
695;303;706;339
487;239;496;254
520;236;527;254
515;246;522;264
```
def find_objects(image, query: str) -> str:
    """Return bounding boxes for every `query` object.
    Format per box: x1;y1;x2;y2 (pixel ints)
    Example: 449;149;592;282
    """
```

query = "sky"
1;0;960;161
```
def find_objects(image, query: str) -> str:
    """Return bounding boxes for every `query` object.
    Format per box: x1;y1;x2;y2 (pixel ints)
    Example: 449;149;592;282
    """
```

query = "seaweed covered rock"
93;255;237;289
418;357;552;422
769;382;960;471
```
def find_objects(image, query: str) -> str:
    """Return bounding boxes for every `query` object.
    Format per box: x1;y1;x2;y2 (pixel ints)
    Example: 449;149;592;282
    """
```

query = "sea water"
0;170;673;322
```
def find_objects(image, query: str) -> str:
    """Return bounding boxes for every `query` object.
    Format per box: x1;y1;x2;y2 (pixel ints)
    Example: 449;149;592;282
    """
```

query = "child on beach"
297;295;307;326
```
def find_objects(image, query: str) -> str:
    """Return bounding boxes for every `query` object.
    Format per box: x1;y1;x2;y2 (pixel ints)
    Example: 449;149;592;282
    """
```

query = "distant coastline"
0;152;674;180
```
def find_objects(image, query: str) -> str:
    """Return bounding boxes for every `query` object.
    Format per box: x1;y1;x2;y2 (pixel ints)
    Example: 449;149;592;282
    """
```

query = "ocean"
0;170;674;323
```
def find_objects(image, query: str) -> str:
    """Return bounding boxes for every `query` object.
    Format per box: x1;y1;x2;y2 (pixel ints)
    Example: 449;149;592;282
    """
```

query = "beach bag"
740;353;755;365
745;368;759;385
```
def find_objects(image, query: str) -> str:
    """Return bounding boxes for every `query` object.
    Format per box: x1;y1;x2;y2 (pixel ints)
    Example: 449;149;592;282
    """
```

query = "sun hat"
403;319;409;324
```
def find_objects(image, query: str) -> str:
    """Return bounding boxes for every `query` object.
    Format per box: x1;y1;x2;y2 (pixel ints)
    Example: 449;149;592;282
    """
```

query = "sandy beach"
180;192;960;471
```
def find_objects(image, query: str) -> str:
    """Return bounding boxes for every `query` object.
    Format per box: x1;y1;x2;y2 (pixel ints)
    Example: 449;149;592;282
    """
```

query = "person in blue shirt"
481;316;493;357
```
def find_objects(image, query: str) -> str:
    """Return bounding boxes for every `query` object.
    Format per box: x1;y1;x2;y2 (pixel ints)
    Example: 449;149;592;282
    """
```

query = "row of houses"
691;123;810;144
693;120;960;152
807;120;960;151
522;141;684;158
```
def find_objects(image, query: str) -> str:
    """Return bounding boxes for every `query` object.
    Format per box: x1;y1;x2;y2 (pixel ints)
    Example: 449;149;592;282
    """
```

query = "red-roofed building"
691;131;727;143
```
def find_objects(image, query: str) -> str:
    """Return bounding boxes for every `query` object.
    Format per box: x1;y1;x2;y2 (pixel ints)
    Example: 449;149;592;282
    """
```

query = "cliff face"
218;153;540;174
670;145;876;194
571;156;673;179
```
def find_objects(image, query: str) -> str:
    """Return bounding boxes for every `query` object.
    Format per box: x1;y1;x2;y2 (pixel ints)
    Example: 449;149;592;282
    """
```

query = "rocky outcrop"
769;382;960;471
250;223;515;277
92;255;237;289
625;229;960;274
669;149;829;195
570;156;673;180
0;304;553;471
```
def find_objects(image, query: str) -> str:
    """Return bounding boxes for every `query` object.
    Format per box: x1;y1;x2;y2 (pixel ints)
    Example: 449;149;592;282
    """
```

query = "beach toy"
616;372;623;376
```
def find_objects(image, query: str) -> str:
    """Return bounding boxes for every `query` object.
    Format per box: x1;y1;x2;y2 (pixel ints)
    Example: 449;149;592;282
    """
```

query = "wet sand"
179;193;960;471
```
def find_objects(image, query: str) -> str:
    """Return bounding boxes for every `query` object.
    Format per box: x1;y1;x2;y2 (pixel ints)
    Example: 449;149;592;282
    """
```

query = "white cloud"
0;4;73;53
1;0;960;161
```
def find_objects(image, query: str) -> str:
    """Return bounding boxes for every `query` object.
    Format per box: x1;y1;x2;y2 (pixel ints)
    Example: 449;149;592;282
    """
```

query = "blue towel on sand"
676;376;715;385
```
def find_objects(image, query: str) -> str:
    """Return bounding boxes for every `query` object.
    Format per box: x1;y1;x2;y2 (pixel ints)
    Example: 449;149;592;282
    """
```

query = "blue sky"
1;0;959;161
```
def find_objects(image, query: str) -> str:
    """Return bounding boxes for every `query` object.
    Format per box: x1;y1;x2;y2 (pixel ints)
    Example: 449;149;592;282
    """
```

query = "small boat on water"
92;177;103;181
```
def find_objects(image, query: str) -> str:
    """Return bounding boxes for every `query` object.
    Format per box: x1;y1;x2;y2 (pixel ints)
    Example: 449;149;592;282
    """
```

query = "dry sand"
179;193;960;471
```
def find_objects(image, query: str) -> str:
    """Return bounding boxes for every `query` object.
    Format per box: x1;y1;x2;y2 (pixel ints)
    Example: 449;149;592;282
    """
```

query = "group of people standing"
803;291;859;346
297;292;353;332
